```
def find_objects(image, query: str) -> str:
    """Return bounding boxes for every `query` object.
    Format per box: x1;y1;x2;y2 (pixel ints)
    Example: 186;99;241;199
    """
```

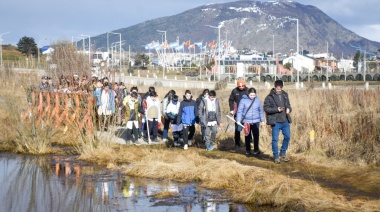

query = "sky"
1;0;379;47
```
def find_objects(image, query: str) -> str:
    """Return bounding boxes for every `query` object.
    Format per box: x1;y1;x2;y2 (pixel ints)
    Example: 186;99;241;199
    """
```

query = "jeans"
162;117;171;140
205;125;218;148
271;121;291;159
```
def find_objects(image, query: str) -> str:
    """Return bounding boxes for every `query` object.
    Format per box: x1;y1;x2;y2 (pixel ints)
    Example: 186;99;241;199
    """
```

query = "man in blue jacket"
177;90;198;150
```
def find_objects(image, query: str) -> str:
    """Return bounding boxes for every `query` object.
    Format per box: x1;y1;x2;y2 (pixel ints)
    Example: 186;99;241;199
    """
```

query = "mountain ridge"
88;0;380;57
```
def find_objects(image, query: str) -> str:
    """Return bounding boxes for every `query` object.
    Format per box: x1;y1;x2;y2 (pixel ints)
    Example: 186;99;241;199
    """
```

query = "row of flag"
144;40;231;51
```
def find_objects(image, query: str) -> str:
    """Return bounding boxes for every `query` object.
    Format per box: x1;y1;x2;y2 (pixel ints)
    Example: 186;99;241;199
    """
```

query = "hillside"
85;0;380;56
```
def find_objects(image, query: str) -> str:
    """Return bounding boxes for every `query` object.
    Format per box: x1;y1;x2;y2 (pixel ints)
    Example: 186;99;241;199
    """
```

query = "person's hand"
286;108;290;114
230;110;235;115
278;107;284;112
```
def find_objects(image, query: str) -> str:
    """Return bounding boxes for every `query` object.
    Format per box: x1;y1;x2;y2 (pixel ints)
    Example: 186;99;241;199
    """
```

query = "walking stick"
225;115;245;128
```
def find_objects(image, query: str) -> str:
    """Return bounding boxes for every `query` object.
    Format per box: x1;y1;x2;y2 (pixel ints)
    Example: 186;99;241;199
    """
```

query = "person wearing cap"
228;78;248;148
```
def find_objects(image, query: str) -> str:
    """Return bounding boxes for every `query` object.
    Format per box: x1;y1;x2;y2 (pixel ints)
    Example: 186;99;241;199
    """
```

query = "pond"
0;153;254;212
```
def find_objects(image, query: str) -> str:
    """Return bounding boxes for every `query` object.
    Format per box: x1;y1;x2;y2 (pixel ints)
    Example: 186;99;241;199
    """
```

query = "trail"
199;148;380;201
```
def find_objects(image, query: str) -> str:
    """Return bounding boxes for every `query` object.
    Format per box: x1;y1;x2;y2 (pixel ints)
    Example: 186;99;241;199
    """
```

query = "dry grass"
80;145;380;210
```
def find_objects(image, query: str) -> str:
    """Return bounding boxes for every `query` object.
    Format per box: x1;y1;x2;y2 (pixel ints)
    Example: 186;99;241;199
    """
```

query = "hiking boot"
280;155;290;162
253;150;263;155
184;144;188;150
274;158;281;164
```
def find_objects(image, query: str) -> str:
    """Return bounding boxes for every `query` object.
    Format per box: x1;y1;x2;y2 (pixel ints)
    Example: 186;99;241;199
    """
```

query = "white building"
283;54;315;73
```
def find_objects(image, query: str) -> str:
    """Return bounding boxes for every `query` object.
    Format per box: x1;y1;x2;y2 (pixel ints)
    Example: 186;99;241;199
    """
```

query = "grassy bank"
1;71;380;210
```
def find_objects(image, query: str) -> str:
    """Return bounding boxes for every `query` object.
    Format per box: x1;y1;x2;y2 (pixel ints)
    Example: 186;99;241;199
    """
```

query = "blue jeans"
162;117;170;140
271;121;291;159
205;125;218;148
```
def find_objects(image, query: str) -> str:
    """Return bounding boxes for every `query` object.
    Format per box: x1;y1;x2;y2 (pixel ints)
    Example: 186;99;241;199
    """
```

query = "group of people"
38;74;293;163
229;79;292;164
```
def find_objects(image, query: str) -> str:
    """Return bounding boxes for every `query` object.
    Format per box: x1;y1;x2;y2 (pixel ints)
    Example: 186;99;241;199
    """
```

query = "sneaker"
206;145;214;151
184;144;188;150
152;138;159;142
188;140;193;146
245;151;252;155
280;155;290;162
162;138;168;142
174;142;181;147
253;150;263;155
274;158;281;164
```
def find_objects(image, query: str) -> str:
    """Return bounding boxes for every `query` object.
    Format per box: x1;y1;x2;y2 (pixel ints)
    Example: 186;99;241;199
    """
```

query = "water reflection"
0;153;250;212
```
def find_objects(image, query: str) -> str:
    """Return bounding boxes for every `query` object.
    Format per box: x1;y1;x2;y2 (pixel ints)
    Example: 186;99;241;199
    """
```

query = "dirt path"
198;148;380;201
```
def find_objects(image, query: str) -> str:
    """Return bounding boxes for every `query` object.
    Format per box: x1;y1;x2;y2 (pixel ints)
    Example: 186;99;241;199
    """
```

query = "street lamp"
109;32;122;70
80;34;91;63
0;31;10;68
272;34;276;81
37;38;47;70
206;24;223;81
157;30;167;79
288;18;299;86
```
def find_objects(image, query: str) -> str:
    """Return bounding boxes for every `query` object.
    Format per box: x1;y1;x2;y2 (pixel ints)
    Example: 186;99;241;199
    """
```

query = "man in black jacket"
228;79;248;148
263;80;292;164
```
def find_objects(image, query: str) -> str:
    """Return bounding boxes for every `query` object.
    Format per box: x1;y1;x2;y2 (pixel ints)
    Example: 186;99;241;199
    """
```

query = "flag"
194;41;202;48
175;43;185;51
184;40;190;46
169;41;179;49
208;41;214;47
188;44;195;49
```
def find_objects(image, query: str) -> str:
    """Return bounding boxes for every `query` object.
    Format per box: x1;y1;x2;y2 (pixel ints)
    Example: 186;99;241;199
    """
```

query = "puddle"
0;153;257;211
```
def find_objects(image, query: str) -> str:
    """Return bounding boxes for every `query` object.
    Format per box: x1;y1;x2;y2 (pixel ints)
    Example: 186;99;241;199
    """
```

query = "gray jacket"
198;98;221;126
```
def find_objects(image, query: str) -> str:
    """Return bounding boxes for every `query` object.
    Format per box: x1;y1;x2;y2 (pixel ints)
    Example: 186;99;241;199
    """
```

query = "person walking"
198;90;221;151
166;95;182;147
196;89;209;143
263;80;292;164
162;90;176;142
94;82;115;132
236;87;265;155
228;79;248;148
144;91;161;142
177;90;198;150
123;91;140;144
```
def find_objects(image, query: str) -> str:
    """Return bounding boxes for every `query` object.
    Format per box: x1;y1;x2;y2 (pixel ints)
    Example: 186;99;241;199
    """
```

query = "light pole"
289;18;299;86
272;34;276;81
37;38;47;70
206;25;223;81
80;34;91;63
109;32;122;70
157;30;167;79
0;31;10;68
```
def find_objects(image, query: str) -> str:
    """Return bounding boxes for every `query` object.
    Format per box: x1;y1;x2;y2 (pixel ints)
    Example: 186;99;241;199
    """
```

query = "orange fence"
23;91;95;135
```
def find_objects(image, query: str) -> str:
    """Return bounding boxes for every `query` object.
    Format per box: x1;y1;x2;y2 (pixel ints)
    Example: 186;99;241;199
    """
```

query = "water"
0;153;250;212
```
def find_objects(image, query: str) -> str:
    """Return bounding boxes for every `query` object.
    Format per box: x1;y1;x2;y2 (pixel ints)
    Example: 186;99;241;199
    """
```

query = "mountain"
87;0;380;57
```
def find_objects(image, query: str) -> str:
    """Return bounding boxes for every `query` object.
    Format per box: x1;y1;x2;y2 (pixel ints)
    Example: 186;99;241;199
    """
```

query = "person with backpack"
198;90;221;151
236;87;265;155
123;92;140;144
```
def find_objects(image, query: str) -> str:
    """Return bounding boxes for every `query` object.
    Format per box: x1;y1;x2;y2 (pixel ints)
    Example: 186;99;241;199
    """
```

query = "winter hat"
237;79;245;87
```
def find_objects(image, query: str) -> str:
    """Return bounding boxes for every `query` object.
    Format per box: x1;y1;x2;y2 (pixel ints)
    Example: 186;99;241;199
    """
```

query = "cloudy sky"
1;0;379;47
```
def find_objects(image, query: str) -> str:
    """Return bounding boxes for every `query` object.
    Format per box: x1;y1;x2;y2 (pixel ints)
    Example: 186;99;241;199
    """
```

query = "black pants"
126;124;139;142
182;125;195;145
234;122;241;146
148;119;158;139
245;123;260;152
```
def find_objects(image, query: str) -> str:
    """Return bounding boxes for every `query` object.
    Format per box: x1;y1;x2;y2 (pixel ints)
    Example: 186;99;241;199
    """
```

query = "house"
283;54;315;73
